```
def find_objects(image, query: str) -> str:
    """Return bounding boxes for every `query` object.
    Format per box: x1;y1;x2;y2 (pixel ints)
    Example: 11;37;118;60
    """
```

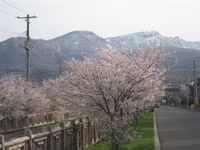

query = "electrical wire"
0;28;25;36
0;9;16;17
1;0;28;15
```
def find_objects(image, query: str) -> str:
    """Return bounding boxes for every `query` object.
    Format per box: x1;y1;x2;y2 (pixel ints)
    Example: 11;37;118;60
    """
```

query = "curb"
154;110;160;150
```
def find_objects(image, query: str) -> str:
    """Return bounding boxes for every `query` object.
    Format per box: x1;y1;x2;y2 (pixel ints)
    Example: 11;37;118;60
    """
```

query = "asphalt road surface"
156;106;200;150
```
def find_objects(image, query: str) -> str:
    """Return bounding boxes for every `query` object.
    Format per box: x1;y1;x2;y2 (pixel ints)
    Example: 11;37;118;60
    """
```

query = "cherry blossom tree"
42;78;66;112
43;47;166;150
0;75;49;118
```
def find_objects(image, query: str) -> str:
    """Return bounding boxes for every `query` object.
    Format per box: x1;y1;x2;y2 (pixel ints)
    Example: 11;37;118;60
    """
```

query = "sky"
0;0;200;41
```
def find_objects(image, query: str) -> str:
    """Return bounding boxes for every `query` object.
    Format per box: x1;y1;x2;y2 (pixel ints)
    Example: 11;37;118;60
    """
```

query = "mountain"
1;30;200;82
0;37;59;81
49;31;115;59
0;31;114;81
107;31;200;51
107;31;200;84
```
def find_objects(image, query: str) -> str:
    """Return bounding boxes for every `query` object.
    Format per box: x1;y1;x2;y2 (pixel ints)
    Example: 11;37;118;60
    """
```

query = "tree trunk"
110;117;118;150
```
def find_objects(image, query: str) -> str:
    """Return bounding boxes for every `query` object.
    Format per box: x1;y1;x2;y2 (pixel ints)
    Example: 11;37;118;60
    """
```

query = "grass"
86;112;154;150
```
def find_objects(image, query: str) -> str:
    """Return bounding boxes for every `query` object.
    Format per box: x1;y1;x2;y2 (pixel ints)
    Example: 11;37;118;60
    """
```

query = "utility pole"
193;60;199;105
59;57;62;76
17;14;37;81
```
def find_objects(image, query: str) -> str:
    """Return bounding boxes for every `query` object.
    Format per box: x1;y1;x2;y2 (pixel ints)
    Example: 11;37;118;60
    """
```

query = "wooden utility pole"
59;57;62;76
193;60;199;105
17;14;37;81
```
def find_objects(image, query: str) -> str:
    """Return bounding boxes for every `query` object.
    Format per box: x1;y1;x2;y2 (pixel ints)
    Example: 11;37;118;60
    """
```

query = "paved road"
156;106;200;150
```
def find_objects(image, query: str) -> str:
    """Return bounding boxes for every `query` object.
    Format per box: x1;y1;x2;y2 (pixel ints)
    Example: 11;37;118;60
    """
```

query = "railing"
0;118;100;150
0;112;68;133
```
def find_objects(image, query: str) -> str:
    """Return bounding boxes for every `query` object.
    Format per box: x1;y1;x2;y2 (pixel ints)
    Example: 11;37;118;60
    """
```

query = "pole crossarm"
17;16;37;19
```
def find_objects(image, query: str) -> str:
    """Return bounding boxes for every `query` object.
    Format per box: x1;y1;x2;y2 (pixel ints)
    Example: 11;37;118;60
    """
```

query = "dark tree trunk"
110;117;118;150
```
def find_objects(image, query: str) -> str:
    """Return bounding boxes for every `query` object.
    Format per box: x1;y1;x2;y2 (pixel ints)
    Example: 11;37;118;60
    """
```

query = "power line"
0;28;25;36
1;0;27;15
0;9;16;17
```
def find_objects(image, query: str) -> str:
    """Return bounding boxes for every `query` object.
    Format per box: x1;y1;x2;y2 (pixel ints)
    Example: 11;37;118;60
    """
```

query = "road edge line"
154;110;160;150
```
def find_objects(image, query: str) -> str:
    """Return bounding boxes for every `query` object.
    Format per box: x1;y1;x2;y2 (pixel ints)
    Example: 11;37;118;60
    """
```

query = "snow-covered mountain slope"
106;31;200;50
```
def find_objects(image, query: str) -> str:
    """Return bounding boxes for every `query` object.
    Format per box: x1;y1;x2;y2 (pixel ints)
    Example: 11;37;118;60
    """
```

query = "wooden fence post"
25;129;33;150
60;122;66;150
0;134;5;150
48;125;53;150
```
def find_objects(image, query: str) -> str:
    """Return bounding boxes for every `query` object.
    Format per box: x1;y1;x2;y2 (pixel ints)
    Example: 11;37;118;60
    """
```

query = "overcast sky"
0;0;200;41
